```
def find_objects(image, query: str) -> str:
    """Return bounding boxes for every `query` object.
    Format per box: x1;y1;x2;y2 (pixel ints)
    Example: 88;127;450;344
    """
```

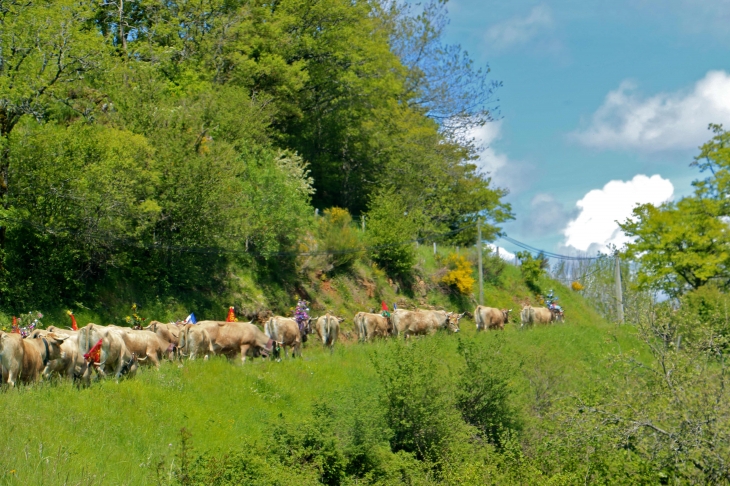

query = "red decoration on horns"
381;301;388;312
226;306;236;322
84;339;103;364
11;316;19;334
69;312;78;331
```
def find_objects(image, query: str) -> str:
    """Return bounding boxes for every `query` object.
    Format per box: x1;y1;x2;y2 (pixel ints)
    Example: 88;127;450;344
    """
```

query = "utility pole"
477;220;484;306
361;215;365;231
614;256;624;323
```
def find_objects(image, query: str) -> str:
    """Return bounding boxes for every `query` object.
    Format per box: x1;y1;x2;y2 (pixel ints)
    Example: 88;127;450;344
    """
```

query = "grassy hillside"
0;246;645;485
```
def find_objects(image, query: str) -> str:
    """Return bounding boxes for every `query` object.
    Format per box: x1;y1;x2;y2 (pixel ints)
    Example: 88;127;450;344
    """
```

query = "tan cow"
264;317;306;358
144;321;180;358
112;328;168;368
77;324;137;383
520;306;552;328
179;324;213;360
533;307;553;324
520;306;534;327
354;312;392;341
195;321;274;363
0;332;67;387
313;314;342;353
474;306;512;331
28;329;83;379
391;309;463;338
47;326;77;335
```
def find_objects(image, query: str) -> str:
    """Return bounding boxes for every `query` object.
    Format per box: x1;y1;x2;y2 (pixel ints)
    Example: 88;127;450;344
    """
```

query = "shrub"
366;189;418;277
441;253;476;295
516;251;548;293
481;247;507;286
318;207;363;273
455;339;521;447
371;338;467;463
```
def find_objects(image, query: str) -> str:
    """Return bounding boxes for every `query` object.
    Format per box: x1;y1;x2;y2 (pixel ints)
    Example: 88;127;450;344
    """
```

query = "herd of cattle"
0;304;560;387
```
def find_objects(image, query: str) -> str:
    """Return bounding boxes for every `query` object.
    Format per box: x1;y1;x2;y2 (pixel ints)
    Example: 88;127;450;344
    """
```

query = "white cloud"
487;243;516;262
470;121;507;175
573;70;730;151
563;174;674;253
486;5;554;49
469;121;532;194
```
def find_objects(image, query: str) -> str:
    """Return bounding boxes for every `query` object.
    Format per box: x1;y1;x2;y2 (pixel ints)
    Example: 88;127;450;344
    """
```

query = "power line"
498;235;605;261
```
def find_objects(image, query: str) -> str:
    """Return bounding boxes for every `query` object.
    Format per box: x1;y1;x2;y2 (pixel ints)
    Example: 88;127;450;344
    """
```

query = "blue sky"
441;0;730;256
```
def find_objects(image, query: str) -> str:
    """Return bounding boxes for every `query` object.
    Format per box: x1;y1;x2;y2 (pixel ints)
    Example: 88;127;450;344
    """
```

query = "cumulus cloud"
563;174;674;254
573;70;730;151
522;193;577;237
487;243;516;262
485;5;554;49
469;121;532;194
470;121;507;175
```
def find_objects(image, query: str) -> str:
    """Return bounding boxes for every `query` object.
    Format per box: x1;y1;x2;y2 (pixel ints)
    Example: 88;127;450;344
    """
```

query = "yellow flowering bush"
441;253;476;295
571;281;585;291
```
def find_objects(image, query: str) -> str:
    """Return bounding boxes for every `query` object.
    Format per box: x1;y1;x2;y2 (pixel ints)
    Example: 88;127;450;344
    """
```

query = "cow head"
144;321;160;333
39;333;68;363
446;312;464;332
28;329;45;339
501;309;512;323
120;353;139;377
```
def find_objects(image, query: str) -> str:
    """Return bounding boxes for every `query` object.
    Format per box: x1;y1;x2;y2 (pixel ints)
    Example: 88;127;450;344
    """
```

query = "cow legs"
146;351;160;369
240;344;250;363
6;368;17;388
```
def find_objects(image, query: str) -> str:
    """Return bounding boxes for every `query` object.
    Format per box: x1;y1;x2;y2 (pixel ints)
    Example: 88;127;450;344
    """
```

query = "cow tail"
323;314;330;347
475;307;482;331
356;314;365;341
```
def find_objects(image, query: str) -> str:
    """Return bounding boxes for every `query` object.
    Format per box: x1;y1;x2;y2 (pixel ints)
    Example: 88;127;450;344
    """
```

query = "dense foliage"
0;0;511;314
620;124;730;297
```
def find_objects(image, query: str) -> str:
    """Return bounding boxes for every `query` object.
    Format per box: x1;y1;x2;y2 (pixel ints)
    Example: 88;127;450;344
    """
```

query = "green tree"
0;0;106;250
516;251;548;294
621;197;729;297
317;207;362;273
620;125;730;297
366;188;418;276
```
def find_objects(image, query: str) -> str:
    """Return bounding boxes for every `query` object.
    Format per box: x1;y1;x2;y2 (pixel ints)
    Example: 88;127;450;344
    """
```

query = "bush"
455;339;521;447
481;247;507;286
516;251;548;294
318;207;363;273
678;285;730;338
371;338;468;463
366;189;418;277
440;253;475;295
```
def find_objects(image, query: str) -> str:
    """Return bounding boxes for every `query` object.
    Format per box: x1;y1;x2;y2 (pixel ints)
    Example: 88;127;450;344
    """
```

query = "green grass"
0;246;648;484
0;319;642;484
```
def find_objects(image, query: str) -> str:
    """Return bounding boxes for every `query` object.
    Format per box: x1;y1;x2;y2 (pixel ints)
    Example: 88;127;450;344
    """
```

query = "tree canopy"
620;125;730;297
0;0;511;310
